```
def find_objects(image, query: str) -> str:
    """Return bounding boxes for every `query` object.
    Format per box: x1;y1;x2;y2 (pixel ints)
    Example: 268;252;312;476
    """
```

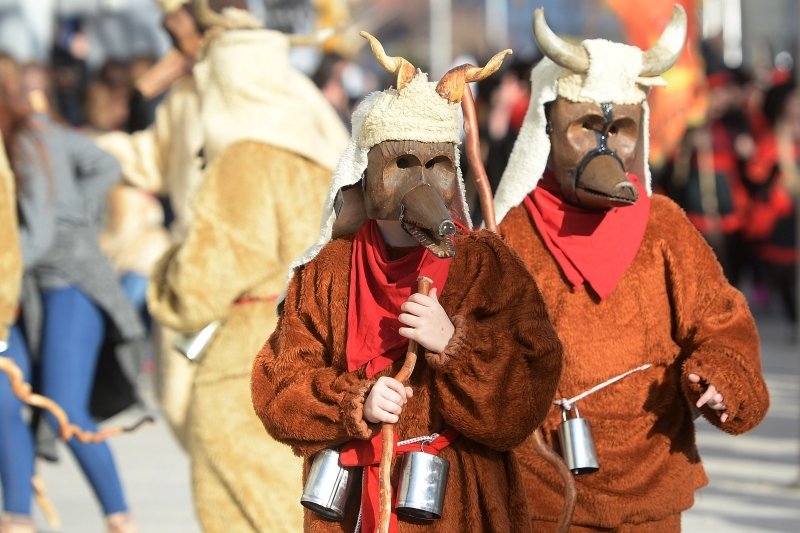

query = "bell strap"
232;294;279;306
341;429;460;533
554;363;652;411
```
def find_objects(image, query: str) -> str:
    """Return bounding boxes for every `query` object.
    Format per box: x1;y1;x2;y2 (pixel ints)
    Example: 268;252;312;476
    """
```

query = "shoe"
0;514;34;533
106;512;138;533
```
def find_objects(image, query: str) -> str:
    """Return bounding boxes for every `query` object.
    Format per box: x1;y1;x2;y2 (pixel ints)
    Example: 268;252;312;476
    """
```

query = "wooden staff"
135;49;191;99
461;84;498;233
377;275;433;533
0;356;154;443
459;84;577;533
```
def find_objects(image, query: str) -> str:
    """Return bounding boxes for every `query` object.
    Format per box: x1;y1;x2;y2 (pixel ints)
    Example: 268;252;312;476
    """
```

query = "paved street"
16;316;800;532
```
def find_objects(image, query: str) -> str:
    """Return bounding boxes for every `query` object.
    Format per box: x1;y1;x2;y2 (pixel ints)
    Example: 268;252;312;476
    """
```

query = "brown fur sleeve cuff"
681;348;769;435
425;315;468;369
336;376;377;440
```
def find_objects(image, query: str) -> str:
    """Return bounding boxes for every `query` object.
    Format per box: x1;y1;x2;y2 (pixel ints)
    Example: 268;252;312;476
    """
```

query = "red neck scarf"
339;430;460;532
346;220;453;378
523;172;650;299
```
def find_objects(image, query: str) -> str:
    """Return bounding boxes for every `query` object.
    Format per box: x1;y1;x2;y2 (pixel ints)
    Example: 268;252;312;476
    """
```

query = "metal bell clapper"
558;405;600;475
396;438;450;520
172;320;223;362
301;448;356;520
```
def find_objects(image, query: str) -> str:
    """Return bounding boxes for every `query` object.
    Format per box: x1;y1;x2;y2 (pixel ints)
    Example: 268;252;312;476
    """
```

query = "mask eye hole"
396;155;414;169
582;121;593;131
608;125;619;135
425;155;455;172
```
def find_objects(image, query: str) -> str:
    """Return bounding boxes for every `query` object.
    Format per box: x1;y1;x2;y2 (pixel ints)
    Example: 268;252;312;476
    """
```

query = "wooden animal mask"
533;5;686;210
364;140;458;257
546;98;642;209
336;33;510;257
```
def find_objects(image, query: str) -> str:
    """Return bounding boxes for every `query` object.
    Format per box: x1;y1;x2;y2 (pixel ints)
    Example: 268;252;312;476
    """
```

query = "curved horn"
360;31;416;90
288;26;336;47
465;49;513;83
532;7;589;73
640;4;687;77
436;49;512;103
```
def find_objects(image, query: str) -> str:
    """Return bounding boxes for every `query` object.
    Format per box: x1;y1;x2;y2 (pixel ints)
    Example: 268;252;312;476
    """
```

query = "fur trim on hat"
359;74;461;148
494;41;658;223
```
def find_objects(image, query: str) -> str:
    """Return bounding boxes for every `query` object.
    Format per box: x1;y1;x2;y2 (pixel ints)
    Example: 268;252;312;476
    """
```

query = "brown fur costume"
148;141;333;532
252;230;563;532
501;195;769;530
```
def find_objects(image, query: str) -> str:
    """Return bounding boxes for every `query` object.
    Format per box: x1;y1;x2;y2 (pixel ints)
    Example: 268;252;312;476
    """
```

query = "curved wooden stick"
532;429;576;533
461;83;498;233
134;49;191;99
377;276;433;533
0;356;155;443
32;475;61;530
458;92;577;531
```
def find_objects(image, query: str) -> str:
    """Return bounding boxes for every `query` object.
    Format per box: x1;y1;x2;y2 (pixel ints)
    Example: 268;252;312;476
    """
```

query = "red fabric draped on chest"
523;172;650;299
346;219;453;378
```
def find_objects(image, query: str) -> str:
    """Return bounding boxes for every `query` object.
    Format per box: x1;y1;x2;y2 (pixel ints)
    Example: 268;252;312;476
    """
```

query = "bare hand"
688;373;728;423
363;376;413;424
398;288;454;354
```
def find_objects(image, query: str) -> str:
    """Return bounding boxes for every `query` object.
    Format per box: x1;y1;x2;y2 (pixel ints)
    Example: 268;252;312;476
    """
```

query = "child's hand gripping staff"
361;276;433;533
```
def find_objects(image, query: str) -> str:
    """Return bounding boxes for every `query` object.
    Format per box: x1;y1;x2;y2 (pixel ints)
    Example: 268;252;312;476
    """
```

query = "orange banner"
606;0;707;168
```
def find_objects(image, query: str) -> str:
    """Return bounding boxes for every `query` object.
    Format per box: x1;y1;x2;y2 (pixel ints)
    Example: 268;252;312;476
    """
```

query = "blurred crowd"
0;0;797;532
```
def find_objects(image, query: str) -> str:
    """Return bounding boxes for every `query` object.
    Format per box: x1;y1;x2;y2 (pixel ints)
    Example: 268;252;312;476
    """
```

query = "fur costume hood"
194;28;349;169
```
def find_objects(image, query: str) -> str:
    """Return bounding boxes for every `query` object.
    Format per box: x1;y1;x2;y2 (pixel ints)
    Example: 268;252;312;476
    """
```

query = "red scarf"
346;220;453;378
339;429;460;532
523;172;650;299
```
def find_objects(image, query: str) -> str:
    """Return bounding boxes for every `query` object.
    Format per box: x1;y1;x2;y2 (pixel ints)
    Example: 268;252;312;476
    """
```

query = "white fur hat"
493;6;686;223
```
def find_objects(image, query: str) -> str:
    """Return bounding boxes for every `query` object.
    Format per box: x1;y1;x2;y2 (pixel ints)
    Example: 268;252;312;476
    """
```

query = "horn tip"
359;30;372;40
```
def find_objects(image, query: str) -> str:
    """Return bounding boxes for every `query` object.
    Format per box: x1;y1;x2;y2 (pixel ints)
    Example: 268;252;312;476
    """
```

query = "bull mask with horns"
494;5;687;218
324;32;510;259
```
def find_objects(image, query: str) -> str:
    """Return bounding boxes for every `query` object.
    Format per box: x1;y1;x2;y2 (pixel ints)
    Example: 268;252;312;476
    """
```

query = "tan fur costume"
0;134;22;349
142;26;348;532
98;186;171;277
149;142;337;531
96;76;203;449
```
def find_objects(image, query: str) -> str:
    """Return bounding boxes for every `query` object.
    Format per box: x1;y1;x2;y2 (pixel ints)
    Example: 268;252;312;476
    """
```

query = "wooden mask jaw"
547;98;641;210
364;140;458;257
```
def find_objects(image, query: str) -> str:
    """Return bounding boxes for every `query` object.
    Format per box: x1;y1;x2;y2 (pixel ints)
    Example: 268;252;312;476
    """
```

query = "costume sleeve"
424;234;563;452
95;125;165;193
251;262;377;457
0;137;22;343
146;141;281;332
660;198;769;434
